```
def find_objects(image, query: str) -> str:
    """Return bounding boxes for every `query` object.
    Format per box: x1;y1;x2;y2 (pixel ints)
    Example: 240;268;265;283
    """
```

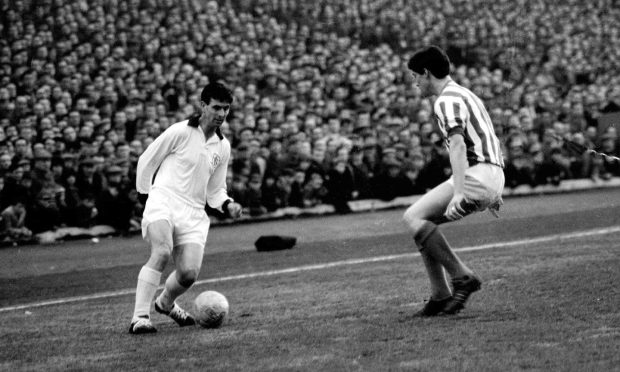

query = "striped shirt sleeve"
436;96;468;137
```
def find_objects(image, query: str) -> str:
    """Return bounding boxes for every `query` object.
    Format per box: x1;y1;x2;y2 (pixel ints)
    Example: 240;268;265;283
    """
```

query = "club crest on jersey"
210;153;221;169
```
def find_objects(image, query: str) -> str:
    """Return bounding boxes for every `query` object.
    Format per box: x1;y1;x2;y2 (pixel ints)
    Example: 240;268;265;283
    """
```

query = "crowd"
1;0;620;244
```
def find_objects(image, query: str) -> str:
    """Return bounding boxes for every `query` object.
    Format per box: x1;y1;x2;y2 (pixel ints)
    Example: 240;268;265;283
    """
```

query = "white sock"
156;271;190;312
133;266;161;321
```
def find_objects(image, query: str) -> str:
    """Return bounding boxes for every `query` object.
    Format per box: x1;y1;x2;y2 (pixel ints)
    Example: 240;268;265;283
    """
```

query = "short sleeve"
436;97;467;137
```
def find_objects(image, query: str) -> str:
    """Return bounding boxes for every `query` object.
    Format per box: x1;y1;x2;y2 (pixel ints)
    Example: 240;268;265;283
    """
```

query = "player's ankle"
155;294;173;312
132;314;149;323
431;293;452;301
450;268;475;280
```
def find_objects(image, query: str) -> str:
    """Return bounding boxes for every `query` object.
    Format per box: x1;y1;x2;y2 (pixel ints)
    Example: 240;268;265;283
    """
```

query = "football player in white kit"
129;82;242;334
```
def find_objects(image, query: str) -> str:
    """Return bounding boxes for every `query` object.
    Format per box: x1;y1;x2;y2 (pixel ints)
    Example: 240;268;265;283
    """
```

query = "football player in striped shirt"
129;82;242;334
403;46;505;316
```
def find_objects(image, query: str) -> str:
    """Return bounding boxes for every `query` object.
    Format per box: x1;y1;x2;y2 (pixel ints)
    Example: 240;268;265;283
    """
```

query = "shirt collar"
188;115;224;142
205;132;221;145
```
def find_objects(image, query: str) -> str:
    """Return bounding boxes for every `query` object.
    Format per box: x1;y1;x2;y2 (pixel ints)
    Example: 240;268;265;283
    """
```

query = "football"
194;291;229;328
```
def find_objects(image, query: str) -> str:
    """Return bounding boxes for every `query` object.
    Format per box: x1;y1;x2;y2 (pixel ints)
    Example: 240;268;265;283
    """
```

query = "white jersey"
136;120;231;211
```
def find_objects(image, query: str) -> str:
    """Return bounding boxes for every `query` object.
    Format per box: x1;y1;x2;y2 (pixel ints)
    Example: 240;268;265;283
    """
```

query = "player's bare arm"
445;133;468;221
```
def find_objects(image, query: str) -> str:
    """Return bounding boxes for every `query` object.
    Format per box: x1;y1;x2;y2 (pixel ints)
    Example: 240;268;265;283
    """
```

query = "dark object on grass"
254;235;297;252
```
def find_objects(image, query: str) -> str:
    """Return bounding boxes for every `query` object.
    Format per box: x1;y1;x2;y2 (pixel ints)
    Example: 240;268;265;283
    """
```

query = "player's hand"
444;193;466;221
226;202;243;219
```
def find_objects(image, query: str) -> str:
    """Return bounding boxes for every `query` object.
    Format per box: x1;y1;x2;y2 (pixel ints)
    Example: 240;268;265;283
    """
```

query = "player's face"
202;98;230;128
411;71;431;97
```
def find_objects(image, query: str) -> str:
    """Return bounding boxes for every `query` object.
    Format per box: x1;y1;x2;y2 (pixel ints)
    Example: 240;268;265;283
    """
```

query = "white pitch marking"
1;226;619;313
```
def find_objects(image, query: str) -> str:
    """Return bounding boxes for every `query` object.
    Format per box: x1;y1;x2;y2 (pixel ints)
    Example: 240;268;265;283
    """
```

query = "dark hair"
407;45;450;79
200;82;233;105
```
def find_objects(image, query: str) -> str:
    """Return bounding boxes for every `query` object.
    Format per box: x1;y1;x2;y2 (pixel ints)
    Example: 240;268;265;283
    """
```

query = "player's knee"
402;208;415;226
413;221;437;247
403;208;424;234
177;268;199;287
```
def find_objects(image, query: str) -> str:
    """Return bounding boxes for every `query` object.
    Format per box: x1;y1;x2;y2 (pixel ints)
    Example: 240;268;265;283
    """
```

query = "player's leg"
154;242;204;326
419;253;450;300
442;165;504;314
405;180;476;278
404;180;484;315
155;210;209;327
130;219;173;334
403;181;454;314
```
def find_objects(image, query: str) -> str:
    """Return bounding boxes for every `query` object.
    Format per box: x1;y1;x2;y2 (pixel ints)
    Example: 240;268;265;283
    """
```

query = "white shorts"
447;163;505;210
141;188;210;248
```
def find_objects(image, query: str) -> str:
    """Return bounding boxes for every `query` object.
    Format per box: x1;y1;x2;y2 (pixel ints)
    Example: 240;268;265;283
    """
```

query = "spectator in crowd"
245;173;268;216
260;173;281;212
505;153;536;188
402;152;427;195
275;168;296;209
371;159;412;201
73;157;102;227
59;169;81;227
2;161;32;211
601;87;620;113
288;169;306;208
11;137;31;167
362;138;382;180
302;170;329;208
326;158;355;213
505;135;535;187
230;174;249;208
0;198;32;244
96;165;133;234
349;146;373;199
26;185;62;234
564;133;594;179
534;147;573;186
0;152;11;177
30;149;55;196
596;132;620;178
416;141;451;191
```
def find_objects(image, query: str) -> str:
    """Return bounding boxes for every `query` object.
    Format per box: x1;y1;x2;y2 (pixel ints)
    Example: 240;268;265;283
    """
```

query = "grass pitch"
1;228;618;371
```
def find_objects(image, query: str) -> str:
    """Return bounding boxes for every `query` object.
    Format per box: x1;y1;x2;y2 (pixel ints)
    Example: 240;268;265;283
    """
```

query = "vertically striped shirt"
434;80;504;168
